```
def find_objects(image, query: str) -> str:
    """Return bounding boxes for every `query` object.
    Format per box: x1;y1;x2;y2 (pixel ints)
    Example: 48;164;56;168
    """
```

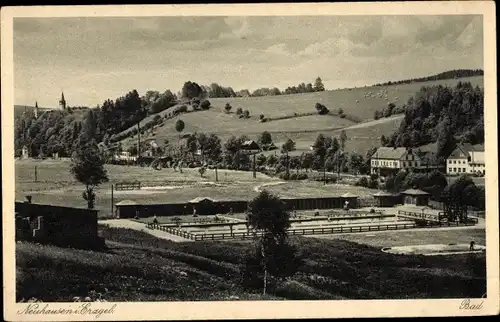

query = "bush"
236;107;243;116
355;177;369;187
200;100;211;110
297;173;308;180
289;173;298;180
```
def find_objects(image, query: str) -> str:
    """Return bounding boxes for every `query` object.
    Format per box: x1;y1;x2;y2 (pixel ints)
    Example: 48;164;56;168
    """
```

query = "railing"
148;222;418;241
397;210;440;222
147;217;478;242
115;181;141;191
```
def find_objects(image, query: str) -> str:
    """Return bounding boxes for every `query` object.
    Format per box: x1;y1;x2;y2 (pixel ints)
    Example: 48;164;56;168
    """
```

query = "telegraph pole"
253;153;256;178
137;122;140;166
111;184;114;217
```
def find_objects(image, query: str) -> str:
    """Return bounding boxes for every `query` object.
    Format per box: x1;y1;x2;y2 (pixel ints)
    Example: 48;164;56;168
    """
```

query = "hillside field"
119;76;483;154
16;225;486;302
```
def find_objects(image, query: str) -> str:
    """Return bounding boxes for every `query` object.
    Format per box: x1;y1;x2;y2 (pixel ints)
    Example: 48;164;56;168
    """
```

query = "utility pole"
34;166;37;182
253;153;256;178
137;122;140;166
111;184;114;217
323;156;326;185
215;166;218;182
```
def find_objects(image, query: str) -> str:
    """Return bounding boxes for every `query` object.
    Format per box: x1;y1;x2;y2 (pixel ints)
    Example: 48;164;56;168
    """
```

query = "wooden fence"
115;181;141;191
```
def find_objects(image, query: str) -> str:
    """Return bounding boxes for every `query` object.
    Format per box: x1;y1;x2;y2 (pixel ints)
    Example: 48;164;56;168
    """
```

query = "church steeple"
34;101;39;119
59;92;66;110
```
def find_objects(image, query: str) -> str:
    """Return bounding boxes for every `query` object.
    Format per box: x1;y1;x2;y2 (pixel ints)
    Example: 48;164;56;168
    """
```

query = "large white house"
370;145;441;176
446;143;485;175
370;147;423;175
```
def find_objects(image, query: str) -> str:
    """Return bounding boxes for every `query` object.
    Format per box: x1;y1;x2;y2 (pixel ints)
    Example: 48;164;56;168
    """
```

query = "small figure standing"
469;240;475;251
153;214;158;224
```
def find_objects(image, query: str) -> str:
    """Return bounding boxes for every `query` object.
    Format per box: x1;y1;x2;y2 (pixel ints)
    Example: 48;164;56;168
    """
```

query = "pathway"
253;181;286;193
99;219;192;242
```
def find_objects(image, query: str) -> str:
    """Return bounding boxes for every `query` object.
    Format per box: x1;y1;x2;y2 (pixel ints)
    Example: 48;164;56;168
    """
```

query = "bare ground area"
310;227;486;248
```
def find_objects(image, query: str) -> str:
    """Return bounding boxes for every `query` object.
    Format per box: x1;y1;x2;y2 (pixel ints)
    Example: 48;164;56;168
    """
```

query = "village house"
370;145;441;176
446;143;485;175
370;147;421;176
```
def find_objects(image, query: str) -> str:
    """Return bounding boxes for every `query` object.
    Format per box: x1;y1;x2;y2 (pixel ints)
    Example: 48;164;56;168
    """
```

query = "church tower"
59;92;66;110
34;101;39;119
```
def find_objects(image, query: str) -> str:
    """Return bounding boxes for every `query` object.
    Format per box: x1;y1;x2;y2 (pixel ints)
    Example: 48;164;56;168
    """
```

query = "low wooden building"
372;191;402;207
341;193;359;209
401;189;430;206
15;201;103;249
189;197;218;216
115;200;139;218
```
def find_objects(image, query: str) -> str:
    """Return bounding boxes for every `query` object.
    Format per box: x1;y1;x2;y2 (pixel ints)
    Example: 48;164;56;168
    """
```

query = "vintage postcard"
2;2;499;320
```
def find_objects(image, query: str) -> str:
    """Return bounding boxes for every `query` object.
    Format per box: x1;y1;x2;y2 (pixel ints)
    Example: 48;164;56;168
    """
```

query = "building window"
458;168;461;173
453;168;456;172
463;168;466;172
393;162;397;167
448;160;452;164
453;160;456;164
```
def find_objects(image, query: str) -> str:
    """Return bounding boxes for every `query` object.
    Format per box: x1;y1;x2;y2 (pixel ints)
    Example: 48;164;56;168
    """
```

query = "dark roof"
401;189;430;196
449;143;485;158
241;140;261;151
189;197;217;203
372;147;407;160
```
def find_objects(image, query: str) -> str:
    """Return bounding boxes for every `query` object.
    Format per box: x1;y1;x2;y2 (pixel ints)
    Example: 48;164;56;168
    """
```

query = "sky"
14;15;483;108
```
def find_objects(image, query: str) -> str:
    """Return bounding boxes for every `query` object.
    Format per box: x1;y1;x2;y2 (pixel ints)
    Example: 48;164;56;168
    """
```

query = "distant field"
120;76;482;154
15;159;375;216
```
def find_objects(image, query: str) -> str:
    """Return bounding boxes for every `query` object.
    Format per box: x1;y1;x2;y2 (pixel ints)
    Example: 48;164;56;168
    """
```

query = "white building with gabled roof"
446;143;485;175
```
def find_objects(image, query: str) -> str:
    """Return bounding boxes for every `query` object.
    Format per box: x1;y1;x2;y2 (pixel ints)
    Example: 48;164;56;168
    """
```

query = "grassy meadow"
118;76;482;154
16;225;487;301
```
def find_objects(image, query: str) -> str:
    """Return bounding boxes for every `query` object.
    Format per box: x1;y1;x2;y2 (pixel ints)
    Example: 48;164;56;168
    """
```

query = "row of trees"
373;69;484;86
383;82;484;159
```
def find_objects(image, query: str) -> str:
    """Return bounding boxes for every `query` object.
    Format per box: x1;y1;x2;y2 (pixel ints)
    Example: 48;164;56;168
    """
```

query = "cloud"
13;15;484;107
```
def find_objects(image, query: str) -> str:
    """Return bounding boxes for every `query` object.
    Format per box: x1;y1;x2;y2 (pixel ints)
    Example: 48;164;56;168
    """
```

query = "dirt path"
99;219;192;242
253;181;286;193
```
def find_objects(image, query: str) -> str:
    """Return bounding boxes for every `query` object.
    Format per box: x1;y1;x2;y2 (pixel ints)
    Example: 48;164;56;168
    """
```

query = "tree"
198;166;207;177
349;153;364;174
175;119;185;139
259;131;273;146
282;138;296;152
70;140;109;209
314;77;325;92
181;81;203;99
224;103;232;113
243;110;250;118
339;130;347;151
243;190;299;293
236;107;243;116
338;108;344;116
315;103;329;115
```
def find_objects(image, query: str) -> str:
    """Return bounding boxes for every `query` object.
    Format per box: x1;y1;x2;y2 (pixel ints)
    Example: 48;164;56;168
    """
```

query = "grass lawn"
17;225;486;301
264;181;378;198
15;159;279;216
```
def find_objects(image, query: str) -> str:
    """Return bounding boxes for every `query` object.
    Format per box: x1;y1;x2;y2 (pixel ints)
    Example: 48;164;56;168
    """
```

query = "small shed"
341;192;359;209
115;200;139;218
372;191;401;207
189;197;218;216
401;189;430;206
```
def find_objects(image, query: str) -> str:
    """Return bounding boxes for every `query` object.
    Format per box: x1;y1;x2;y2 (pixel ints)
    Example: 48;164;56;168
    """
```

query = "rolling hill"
117;76;483;155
